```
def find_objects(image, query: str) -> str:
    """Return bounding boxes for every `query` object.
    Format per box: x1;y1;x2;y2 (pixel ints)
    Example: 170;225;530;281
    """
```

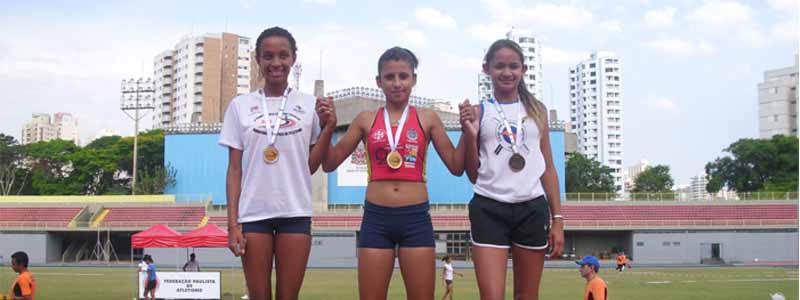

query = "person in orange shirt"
615;252;626;272
10;251;35;300
576;256;607;300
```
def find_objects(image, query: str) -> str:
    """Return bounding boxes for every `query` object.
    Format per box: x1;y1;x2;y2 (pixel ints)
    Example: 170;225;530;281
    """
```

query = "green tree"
26;139;82;195
134;165;177;195
631;165;674;193
0;134;30;195
565;153;617;193
705;135;799;193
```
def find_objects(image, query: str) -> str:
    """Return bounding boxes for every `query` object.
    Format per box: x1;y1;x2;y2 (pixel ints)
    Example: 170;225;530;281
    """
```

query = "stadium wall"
143;231;358;268
165;130;566;206
632;230;798;264
0;233;61;264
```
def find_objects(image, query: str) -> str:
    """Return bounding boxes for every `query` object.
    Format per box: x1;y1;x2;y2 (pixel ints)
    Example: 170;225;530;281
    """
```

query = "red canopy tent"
131;224;181;248
178;224;228;248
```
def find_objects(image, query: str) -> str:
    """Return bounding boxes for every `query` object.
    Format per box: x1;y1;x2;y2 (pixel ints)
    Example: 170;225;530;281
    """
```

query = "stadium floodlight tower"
120;78;155;195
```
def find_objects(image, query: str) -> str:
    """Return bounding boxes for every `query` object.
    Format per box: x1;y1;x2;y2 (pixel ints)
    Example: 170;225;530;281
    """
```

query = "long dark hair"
483;39;546;130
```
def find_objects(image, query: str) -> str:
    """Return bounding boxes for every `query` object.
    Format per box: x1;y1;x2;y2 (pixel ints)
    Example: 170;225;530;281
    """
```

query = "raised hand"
458;99;478;137
316;96;337;129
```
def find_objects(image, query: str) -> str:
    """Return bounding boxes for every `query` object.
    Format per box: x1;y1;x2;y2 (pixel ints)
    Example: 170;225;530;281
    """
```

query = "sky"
0;0;797;185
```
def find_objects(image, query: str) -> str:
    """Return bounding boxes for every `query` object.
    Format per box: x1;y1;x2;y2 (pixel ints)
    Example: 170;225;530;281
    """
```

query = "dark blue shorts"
241;216;311;235
358;201;434;248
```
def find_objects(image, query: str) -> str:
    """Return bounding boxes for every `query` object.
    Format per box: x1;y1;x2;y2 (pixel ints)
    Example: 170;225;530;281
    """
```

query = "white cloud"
441;52;482;70
768;0;798;11
467;22;509;43
304;0;335;5
650;96;679;112
518;3;594;29
415;8;458;31
642;38;715;56
770;20;799;43
542;47;589;65
644;7;677;28
402;30;428;47
685;1;764;47
597;20;623;34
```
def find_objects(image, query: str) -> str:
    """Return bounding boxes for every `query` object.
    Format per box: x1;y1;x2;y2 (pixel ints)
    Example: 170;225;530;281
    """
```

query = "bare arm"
225;148;245;256
309;97;337;173
538;105;564;257
463;104;481;183
422;108;465;176
321;111;370;172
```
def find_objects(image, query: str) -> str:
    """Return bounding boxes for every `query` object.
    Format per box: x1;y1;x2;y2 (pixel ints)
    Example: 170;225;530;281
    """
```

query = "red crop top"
366;106;427;182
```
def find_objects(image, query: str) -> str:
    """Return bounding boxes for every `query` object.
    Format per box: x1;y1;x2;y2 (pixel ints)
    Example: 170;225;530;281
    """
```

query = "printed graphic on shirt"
252;112;304;137
492;116;529;154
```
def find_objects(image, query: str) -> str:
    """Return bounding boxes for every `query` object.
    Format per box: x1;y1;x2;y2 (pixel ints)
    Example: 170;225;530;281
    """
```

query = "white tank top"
473;99;546;203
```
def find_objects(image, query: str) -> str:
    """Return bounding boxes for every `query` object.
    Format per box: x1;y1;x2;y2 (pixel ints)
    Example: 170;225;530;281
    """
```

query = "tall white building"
53;113;79;145
624;159;649;191
478;28;543;102
758;55;798;138
569;51;624;192
689;173;710;200
153;32;252;127
21;113;79;145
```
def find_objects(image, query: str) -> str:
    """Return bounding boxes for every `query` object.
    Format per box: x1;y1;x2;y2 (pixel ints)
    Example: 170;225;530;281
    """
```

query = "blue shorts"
358;201;434;248
241;216;311;235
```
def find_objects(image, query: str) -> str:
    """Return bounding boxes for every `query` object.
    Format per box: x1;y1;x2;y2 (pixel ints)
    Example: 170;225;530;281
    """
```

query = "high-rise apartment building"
478;28;543;102
53;112;79;145
569;51;624;192
758;55;798;138
624;159;649;191
153;32;252;127
689;173;710;200
21;113;79;145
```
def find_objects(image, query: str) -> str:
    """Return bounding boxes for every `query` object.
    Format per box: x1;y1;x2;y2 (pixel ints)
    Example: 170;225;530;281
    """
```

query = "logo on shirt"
249;106;260;114
406;128;418;143
253;113;302;136
293;105;305;114
372;129;386;141
493;117;527;154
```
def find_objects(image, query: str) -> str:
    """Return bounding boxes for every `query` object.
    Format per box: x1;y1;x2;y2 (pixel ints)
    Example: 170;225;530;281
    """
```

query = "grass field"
0;266;796;299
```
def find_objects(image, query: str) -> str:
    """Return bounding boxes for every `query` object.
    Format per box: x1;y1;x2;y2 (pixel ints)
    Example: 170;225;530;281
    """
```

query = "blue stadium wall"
165;130;565;205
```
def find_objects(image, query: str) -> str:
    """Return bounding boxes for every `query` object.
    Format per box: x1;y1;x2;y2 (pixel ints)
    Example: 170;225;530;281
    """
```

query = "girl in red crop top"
321;47;472;300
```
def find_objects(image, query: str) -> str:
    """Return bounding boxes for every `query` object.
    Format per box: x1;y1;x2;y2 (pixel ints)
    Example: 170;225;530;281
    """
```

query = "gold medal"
263;146;279;164
386;151;403;169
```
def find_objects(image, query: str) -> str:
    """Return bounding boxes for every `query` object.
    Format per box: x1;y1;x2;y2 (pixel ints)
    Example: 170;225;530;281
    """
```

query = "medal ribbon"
490;98;523;154
259;87;291;147
382;104;410;153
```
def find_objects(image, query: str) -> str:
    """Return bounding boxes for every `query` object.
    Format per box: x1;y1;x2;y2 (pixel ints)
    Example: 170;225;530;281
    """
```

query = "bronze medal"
509;153;525;172
263;146;279;164
387;151;403;169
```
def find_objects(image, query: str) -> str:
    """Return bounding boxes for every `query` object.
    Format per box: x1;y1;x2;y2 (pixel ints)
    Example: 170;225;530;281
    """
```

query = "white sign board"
337;144;369;187
138;272;220;299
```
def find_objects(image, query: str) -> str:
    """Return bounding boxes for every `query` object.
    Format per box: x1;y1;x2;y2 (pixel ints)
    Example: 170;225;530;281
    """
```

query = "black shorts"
145;280;157;291
241;217;311;235
469;194;550;249
445;279;453;285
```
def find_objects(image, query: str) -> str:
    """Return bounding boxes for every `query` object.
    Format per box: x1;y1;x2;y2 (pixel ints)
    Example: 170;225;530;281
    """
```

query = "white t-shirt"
443;262;454;280
138;261;148;272
219;89;321;223
473;99;546;203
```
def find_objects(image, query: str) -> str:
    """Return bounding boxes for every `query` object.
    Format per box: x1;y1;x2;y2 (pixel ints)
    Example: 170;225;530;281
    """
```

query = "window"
774;115;779;122
672;242;681;246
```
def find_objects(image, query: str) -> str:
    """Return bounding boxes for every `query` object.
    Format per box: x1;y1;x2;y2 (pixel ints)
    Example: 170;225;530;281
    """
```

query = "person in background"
576;256;607;300
440;255;463;300
183;253;200;272
143;255;157;300
10;251;35;300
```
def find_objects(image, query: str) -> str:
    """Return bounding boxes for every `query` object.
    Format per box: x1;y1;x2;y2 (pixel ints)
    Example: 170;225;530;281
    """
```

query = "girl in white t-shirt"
219;26;336;300
441;255;463;300
459;39;564;300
